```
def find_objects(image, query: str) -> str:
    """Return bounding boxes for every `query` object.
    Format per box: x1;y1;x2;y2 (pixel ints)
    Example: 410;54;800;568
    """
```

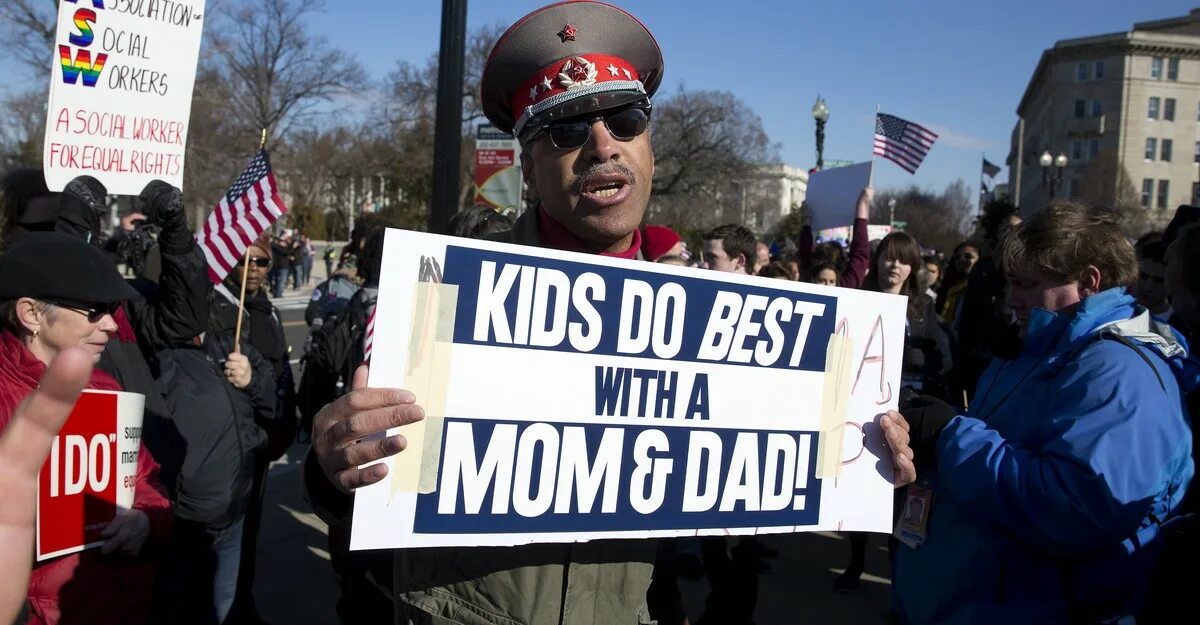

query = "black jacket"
903;297;954;400
209;283;297;459
55;202;211;486
154;336;275;524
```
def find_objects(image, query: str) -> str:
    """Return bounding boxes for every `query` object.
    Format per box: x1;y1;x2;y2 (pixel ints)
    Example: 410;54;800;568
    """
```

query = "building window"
1071;139;1084;161
1168;57;1180;81
1152;56;1164;80
1142;179;1154;208
1194;182;1200;205
1094;60;1106;79
1091;99;1103;117
1146;138;1158;160
1162;139;1173;162
1195;141;1200;164
1165;98;1176;121
1158;180;1170;209
1076;62;1089;81
1089;138;1100;159
1148;97;1161;119
1073;99;1085;118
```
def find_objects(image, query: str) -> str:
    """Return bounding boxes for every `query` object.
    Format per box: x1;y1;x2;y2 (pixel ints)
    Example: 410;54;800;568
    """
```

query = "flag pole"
233;247;251;353
259;128;267;151
869;105;879;187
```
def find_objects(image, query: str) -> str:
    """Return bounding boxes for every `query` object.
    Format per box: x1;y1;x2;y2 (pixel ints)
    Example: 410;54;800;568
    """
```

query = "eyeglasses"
48;301;121;323
240;257;271;268
527;105;652;150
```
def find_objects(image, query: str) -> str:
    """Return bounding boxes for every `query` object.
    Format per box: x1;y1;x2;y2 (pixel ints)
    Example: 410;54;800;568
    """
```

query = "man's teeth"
590;184;622;198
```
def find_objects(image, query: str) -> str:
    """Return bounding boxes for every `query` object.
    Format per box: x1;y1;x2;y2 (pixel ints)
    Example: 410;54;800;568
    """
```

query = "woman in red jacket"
0;232;171;625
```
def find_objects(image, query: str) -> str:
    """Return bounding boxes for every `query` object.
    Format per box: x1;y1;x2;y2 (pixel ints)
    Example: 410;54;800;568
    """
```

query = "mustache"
572;162;637;194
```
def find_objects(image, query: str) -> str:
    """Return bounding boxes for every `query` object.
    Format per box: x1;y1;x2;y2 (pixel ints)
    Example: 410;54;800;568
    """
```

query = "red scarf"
0;331;121;430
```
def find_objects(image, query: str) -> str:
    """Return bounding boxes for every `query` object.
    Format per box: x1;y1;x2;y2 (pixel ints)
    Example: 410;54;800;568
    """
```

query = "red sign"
37;391;123;560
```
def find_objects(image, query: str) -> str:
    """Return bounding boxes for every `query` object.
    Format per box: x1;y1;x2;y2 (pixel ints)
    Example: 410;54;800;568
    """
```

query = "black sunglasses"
528;105;652;150
239;257;271;268
48;301;121;323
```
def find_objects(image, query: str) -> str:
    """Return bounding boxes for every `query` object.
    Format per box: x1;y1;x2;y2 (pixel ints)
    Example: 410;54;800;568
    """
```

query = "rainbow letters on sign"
59;1;107;87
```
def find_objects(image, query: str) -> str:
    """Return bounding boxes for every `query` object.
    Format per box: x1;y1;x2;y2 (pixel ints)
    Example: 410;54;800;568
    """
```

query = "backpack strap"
1099;332;1166;392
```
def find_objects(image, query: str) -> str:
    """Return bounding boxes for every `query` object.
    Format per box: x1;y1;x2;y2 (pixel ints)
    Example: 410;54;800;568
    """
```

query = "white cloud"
924;124;992;151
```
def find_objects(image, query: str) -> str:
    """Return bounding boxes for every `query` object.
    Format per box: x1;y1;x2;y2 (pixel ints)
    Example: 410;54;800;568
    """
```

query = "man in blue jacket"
893;203;1194;625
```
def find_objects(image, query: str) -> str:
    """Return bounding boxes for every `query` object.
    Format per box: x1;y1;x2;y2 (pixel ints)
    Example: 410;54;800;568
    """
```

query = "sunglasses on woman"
48;301;122;323
527;104;652;150
240;256;271;268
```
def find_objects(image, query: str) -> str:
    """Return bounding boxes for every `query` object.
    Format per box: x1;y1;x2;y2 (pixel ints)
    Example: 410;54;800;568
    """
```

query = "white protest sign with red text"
43;0;207;195
36;390;145;562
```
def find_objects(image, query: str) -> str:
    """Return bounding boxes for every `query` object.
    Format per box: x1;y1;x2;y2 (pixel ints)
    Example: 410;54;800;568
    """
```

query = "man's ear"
520;151;535;188
1078;265;1103;297
735;253;748;273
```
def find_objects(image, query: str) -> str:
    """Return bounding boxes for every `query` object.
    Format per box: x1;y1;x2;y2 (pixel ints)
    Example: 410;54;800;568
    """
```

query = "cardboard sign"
806;162;873;233
42;0;207;195
350;230;907;550
37;390;145;561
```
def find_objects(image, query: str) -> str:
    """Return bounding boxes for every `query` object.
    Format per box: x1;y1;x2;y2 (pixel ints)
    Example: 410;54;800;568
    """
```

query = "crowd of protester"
0;166;1198;625
0;2;1198;623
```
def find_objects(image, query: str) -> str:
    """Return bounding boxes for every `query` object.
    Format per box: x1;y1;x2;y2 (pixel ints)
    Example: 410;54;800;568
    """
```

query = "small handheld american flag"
198;150;288;284
363;305;376;364
873;113;938;174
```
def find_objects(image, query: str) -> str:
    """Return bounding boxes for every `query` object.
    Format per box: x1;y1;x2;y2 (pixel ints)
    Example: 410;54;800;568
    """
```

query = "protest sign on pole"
806;161;873;233
37;390;145;561
473;124;523;213
42;1;207;195
350;230;907;550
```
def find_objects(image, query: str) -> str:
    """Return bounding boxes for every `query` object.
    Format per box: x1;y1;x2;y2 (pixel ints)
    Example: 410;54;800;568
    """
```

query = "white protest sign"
43;0;207;195
351;231;908;550
806;162;873;233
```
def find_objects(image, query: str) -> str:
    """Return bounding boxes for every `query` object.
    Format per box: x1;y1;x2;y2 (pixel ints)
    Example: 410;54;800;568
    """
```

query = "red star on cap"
558;23;577;42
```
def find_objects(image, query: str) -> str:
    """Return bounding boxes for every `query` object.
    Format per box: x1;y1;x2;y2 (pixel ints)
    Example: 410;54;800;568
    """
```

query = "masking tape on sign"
389;282;458;496
815;334;854;480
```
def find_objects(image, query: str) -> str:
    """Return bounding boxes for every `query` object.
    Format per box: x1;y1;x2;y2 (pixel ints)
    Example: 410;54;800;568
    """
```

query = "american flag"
873;113;938;174
363;305;376;363
198;150;288;284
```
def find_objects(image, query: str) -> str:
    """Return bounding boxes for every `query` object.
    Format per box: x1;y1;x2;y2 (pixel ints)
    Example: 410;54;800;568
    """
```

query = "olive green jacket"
304;209;656;625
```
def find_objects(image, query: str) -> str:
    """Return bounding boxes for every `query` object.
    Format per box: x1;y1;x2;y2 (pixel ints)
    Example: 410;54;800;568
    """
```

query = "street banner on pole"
43;1;207;194
473;125;523;212
37;390;145;561
350;230;907;550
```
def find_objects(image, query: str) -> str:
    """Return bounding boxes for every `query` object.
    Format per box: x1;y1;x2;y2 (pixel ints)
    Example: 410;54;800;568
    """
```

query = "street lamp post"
812;96;829;172
888;198;896;227
1040;150;1069;199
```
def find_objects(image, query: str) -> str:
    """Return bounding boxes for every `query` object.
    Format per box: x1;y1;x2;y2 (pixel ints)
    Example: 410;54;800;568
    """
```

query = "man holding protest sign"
305;2;917;624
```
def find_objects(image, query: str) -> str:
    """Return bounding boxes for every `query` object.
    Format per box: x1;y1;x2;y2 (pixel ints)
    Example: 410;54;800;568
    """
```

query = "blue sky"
311;0;1194;204
11;1;1195;205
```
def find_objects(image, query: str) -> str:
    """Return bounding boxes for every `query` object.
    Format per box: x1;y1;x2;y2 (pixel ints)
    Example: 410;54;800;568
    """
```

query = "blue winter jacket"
893;288;1194;625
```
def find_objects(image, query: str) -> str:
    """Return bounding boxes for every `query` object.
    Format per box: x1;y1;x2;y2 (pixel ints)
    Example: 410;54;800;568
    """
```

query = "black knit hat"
0;232;139;304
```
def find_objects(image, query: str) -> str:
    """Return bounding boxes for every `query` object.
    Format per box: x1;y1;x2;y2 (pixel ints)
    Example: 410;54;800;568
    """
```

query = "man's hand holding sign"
313;367;425;493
